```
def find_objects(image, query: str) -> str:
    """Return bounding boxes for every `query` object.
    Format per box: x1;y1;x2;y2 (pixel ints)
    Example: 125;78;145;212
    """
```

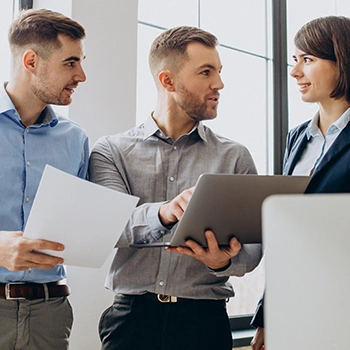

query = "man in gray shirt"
89;26;262;350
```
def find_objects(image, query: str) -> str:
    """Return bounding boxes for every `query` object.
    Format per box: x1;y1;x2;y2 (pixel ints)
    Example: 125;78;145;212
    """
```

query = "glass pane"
138;0;198;28
337;0;350;14
286;0;336;66
205;46;271;175
227;258;265;315
33;0;72;16
200;0;271;58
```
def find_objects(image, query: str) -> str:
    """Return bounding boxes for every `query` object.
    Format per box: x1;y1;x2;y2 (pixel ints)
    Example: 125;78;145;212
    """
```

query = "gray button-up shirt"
89;116;262;300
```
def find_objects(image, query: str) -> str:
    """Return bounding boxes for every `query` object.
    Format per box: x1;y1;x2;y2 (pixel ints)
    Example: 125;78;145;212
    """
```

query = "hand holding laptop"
157;184;243;270
130;173;310;249
166;229;242;270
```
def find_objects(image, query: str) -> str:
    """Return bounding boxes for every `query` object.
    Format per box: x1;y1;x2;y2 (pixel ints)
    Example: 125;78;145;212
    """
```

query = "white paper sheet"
24;165;139;268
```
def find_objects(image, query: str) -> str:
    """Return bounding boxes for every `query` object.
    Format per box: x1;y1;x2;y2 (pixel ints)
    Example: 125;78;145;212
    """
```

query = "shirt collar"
0;82;16;114
39;105;59;127
196;121;207;142
143;115;159;139
306;108;350;140
332;107;350;132
0;82;58;127
143;113;207;142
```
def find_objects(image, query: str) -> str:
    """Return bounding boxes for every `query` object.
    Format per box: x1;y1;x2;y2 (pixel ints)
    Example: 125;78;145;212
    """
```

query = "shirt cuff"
146;201;173;235
207;261;232;274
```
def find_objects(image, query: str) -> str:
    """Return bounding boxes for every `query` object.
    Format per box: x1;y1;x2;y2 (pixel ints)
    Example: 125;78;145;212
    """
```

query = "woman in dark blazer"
251;15;350;350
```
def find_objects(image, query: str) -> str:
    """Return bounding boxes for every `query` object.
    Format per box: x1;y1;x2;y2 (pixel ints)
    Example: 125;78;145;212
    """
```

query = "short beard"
32;83;72;106
177;83;217;122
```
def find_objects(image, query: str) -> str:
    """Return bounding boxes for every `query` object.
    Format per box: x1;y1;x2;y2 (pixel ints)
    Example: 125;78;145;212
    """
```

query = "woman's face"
290;47;338;105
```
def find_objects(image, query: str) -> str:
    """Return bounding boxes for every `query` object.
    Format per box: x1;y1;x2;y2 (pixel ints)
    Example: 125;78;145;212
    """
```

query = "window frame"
19;0;33;9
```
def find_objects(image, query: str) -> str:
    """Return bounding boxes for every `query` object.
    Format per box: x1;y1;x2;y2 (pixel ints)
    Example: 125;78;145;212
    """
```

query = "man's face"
173;42;224;122
32;34;86;106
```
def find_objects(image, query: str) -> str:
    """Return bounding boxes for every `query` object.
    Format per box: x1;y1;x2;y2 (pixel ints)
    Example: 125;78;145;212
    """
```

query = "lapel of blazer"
284;129;309;175
313;121;350;176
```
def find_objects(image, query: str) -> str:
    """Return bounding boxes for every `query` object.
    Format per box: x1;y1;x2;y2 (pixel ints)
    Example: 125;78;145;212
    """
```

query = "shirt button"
25;197;29;202
26;128;29;133
173;146;177;150
169;176;175;182
159;281;164;286
26;161;30;166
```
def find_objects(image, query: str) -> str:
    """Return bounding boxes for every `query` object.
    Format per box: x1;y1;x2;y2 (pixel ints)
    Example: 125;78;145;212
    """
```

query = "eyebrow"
62;55;86;63
292;53;309;59
198;64;223;71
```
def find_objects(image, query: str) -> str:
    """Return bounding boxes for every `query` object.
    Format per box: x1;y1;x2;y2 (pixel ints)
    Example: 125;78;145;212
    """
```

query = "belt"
0;282;70;300
124;293;226;306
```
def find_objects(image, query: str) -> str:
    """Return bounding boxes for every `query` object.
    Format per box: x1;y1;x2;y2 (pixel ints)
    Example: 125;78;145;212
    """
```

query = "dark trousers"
99;293;233;350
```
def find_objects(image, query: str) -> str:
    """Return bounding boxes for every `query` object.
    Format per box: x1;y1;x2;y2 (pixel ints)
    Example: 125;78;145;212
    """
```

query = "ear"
22;49;39;73
158;70;176;92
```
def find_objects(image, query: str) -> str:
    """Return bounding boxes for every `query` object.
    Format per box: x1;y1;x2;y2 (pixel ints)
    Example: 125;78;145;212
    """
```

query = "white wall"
32;0;138;349
69;0;138;147
0;1;13;83
67;1;138;349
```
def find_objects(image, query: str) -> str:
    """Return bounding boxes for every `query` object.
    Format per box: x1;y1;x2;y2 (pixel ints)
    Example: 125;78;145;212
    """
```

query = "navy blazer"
283;119;350;193
251;119;350;328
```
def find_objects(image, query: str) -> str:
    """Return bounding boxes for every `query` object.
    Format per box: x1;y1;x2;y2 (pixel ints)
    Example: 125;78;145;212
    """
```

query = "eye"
303;56;312;63
201;69;210;76
66;62;75;67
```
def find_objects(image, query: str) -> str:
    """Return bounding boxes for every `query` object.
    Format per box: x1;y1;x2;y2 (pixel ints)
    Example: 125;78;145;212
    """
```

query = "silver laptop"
130;173;310;248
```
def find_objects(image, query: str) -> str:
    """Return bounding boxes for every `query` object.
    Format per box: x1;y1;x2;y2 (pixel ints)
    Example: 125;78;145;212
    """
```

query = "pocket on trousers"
98;305;113;335
98;296;134;343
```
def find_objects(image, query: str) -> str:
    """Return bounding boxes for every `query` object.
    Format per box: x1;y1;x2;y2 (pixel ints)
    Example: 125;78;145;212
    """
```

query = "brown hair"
294;16;350;102
149;26;218;82
9;8;86;60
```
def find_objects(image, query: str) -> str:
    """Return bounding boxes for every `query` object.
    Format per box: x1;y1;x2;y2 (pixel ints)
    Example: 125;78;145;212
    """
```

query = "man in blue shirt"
0;9;88;349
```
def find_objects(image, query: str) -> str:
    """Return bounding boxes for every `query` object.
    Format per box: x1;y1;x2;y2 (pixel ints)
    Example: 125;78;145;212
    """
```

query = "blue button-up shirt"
0;83;89;283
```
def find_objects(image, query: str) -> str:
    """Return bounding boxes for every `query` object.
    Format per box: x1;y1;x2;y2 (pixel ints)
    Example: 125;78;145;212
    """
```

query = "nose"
290;63;302;79
75;64;87;83
212;73;224;90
